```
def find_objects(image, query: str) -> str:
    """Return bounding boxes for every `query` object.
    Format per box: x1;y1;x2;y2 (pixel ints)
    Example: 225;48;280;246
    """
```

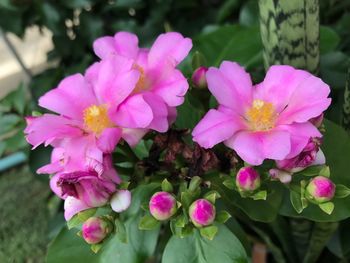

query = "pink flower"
306;176;335;203
189;199;216;227
193;62;331;165
149;191;177;221
276;137;325;173
92;31;192;132
25;58;147;171
50;155;120;220
82;217;112;244
192;66;208;88
236;167;261;192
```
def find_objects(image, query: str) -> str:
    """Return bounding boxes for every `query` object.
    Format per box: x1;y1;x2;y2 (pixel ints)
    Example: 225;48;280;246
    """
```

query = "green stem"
258;0;320;74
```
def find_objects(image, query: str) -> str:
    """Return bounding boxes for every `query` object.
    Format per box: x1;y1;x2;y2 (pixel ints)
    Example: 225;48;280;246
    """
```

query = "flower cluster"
25;32;192;221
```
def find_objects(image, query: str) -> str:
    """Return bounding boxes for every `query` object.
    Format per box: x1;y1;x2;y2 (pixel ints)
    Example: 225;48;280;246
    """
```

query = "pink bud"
306;176;335;203
309;113;324;128
191;67;208;88
189;199;216;227
82;217;112;244
149;191;177;221
236;167;261;192
276;138;324;172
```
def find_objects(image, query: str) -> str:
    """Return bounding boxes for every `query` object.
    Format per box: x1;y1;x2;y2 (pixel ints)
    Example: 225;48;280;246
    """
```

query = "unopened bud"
192;67;208;88
82;217;112;244
306;176;335;203
236;167;261;192
189;199;216;227
149;191;177;221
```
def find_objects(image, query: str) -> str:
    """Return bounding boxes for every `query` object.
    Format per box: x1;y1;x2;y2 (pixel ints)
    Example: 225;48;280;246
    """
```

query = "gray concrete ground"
0;26;53;98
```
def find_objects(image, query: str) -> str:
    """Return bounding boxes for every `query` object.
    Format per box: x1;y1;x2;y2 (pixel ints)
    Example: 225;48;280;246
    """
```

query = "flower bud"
306;176;335;203
82;217;112;244
309;113;324;128
110;189;131;213
189;199;216;227
276;138;324;173
236;167;261;192
191;67;208;88
149;191;177;221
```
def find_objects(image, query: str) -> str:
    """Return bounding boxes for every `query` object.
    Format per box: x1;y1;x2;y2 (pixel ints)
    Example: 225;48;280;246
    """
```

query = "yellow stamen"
83;105;114;135
246;99;276;131
133;64;147;93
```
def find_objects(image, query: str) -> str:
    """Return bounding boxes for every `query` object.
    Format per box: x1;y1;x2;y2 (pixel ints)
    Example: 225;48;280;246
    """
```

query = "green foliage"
162;225;248;263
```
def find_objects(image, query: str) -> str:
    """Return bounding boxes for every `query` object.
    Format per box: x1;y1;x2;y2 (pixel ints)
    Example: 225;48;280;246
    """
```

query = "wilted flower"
236;166;261;192
50;155;120;220
306;176;335;203
92;31;192;132
149;191;177;221
276;137;325;173
82;217;112;244
192;63;330;165
192;66;208;88
189;199;216;227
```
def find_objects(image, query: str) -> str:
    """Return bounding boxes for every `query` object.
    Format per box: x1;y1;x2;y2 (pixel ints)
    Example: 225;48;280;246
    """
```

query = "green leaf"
189;176;202;192
203;190;221;204
0;114;21;135
192;51;207;69
91;243;103;254
223;178;235;190
320;26;340;54
162;225;248;263
200;225;218;241
181;191;195;209
280;120;350;221
297;165;324;177
175;93;205;129
132;139;152;160
239;0;259;26
335;184;350;198
114;219;127;243
139;214;160;230
175;214;187;228
319;202;335;215
252;190;267;201
290;190;304;214
161;178;173;193
193;25;262;68
319;166;331;178
215;211;231;224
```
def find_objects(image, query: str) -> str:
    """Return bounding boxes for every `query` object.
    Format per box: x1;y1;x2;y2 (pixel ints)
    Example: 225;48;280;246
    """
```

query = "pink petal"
227;130;291;165
143;92;169;132
207;62;253;115
93;56;140;106
110;190;132;213
278;122;321;159
37;147;65;174
255;65;310;112
25;114;82;149
39;74;96;120
96;128;122;153
50;173;64;199
64;196;91;221
93;36;117;59
277;74;331;124
148;32;192;66
121;128;148;146
112;94;153;128
100;155;121;184
192;109;246;149
113;32;139;59
167;106;177;125
153;69;189;107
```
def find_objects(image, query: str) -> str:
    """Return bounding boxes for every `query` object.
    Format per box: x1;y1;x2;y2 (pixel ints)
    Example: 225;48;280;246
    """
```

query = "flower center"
83;105;113;135
133;64;148;93
246;99;276;131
